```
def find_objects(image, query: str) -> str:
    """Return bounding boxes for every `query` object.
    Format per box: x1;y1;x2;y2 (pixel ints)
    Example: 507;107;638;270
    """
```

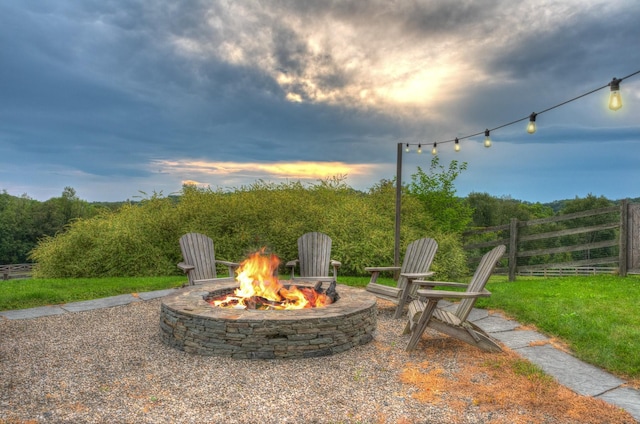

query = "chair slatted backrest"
180;233;218;281
397;238;439;290
297;232;332;277
455;245;506;322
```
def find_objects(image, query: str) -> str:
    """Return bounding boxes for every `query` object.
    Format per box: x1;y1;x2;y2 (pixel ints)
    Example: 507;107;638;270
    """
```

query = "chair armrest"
416;288;492;299
330;260;341;279
216;260;240;277
177;262;194;272
413;280;468;288
365;266;400;273
286;259;299;279
401;272;435;280
365;266;400;284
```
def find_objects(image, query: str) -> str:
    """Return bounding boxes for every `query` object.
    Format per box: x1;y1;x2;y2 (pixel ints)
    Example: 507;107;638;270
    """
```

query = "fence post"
394;143;402;280
619;199;628;277
508;218;518;281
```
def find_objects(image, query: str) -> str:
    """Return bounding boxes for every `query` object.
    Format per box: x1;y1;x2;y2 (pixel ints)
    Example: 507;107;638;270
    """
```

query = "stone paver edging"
467;308;640;422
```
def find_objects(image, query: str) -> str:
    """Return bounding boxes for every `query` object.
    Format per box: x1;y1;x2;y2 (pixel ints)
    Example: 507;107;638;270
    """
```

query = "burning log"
325;280;340;303
313;280;340;303
245;296;283;310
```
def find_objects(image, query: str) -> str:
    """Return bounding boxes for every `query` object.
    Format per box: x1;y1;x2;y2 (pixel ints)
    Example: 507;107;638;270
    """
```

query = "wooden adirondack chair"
285;232;341;283
365;237;438;319
403;244;506;352
177;233;240;286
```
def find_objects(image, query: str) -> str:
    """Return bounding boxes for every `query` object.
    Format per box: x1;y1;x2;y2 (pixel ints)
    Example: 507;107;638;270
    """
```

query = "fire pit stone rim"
160;281;378;359
162;281;376;320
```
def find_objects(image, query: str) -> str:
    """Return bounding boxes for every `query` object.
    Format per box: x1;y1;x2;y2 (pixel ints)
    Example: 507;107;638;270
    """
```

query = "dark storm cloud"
486;3;640;81
437;0;640;136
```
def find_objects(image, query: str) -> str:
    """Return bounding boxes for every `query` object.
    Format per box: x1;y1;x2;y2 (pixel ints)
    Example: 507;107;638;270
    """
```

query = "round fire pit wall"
160;282;377;359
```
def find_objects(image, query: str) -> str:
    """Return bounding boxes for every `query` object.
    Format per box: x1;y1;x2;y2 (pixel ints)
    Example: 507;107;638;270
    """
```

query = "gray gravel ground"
1;299;551;423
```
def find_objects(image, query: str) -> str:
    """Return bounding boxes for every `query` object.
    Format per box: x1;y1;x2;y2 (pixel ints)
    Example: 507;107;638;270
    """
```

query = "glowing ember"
207;249;333;310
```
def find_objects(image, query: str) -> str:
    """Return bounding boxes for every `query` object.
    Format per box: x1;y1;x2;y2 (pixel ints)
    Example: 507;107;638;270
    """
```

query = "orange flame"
211;249;331;310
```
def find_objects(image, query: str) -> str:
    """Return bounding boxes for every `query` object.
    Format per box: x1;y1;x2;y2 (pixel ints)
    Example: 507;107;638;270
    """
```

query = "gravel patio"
0;298;635;423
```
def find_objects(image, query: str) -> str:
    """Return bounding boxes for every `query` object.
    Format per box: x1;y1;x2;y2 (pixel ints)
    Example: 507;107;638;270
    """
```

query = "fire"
208;249;333;310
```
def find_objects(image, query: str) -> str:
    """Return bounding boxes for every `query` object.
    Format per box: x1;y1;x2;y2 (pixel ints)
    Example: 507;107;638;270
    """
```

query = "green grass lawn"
476;274;640;379
2;273;638;380
0;276;186;311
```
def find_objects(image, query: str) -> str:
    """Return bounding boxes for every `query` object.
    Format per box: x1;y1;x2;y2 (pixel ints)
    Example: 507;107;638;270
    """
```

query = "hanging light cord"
406;69;640;147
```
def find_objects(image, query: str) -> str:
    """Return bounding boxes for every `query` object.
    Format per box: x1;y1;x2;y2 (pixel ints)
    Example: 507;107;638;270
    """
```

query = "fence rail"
517;267;618;277
462;202;632;281
0;263;35;280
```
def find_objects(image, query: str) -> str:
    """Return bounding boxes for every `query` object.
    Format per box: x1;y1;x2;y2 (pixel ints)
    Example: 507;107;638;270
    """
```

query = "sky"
1;0;639;203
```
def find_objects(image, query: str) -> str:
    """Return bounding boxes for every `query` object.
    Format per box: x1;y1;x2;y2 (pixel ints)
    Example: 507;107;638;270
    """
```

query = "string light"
609;77;622;111
526;112;537;134
398;69;639;155
417;143;422;154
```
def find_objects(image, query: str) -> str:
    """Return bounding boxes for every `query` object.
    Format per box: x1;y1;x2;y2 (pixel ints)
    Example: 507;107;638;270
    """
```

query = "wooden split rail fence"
463;200;640;281
0;264;35;281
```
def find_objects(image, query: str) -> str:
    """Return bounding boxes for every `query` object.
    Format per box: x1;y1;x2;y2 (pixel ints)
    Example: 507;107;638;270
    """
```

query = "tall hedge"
30;178;468;279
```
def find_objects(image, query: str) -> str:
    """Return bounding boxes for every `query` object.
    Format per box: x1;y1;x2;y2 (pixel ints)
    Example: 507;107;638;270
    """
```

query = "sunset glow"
155;159;375;183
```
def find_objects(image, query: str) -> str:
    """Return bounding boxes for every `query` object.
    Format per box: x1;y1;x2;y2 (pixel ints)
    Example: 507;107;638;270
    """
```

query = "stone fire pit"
160;281;377;359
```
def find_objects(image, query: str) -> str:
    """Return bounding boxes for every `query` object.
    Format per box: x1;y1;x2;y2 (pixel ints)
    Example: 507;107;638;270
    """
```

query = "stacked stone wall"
160;282;377;359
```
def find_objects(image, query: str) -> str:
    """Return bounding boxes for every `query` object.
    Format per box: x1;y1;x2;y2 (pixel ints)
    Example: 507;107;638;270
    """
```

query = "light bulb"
527;112;537;134
417;144;422;154
484;129;492;148
454;138;460;152
405;143;410;153
431;143;437;155
609;78;622;111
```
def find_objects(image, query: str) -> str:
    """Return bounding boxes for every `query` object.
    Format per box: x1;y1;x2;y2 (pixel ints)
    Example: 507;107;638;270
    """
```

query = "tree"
559;194;616;261
0;187;99;264
407;156;472;234
0;192;37;263
466;192;553;228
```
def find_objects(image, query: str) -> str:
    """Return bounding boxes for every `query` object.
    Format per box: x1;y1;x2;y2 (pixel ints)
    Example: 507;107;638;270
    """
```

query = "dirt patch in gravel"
400;336;634;423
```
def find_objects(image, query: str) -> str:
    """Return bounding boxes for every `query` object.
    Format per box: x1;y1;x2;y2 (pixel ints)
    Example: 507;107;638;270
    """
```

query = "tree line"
0;158;626;278
0;187;101;264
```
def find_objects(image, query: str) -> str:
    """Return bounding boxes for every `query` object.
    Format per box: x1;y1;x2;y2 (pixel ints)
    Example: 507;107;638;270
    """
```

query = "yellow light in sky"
154;159;374;180
527;113;537;134
608;78;622;111
168;8;485;115
380;69;442;105
286;92;303;103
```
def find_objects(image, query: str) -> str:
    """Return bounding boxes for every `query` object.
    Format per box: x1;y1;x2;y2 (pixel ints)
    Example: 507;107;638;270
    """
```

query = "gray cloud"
1;0;639;201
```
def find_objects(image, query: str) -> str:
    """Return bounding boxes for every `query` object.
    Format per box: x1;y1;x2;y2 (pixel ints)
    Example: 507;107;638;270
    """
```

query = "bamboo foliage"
30;179;467;279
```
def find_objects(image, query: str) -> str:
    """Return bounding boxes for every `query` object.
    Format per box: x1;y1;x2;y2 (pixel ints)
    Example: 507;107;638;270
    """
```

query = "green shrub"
31;195;180;278
31;177;468;280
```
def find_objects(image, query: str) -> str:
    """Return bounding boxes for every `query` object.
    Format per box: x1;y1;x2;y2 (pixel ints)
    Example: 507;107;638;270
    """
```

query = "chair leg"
394;278;415;319
403;299;423;334
405;300;438;351
394;296;408;319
